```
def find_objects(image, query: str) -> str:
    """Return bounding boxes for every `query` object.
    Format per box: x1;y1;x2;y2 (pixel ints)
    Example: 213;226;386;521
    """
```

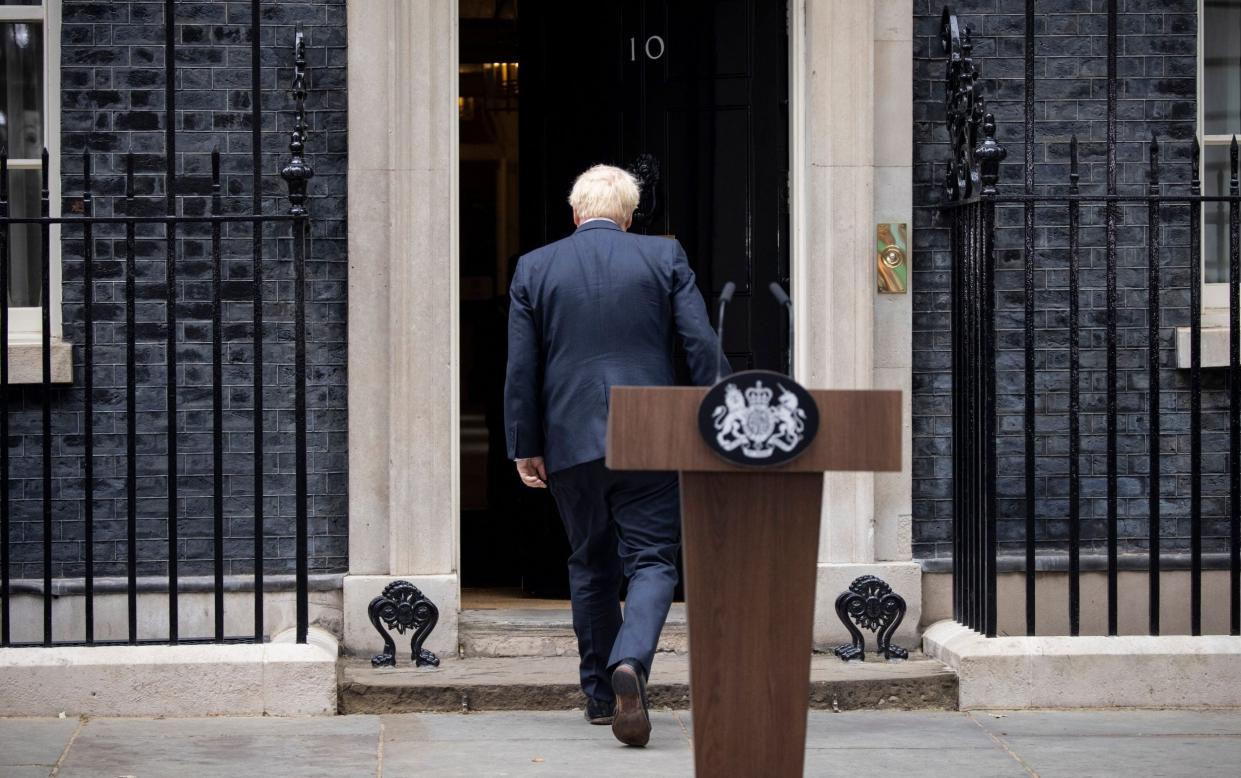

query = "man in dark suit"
505;164;725;746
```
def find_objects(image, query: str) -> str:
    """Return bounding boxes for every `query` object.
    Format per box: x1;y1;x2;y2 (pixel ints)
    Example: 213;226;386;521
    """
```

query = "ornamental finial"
281;26;314;217
975;113;1007;195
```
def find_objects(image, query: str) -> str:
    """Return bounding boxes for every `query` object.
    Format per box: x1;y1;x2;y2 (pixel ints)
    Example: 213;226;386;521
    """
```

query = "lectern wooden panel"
607;387;900;472
607;386;901;777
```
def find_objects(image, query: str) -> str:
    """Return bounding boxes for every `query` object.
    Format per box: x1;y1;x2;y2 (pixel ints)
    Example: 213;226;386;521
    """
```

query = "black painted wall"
912;0;1223;560
6;0;346;579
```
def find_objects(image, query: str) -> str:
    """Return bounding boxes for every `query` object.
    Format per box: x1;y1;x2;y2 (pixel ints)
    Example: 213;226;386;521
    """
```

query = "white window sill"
4;339;74;384
1176;327;1236;369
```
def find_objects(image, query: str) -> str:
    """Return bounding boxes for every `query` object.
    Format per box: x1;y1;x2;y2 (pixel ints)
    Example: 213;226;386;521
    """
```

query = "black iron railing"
941;5;1241;638
0;17;314;647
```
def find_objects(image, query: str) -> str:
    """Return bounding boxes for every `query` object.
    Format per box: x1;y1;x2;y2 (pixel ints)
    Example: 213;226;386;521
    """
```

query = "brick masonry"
6;0;346;579
912;0;1229;559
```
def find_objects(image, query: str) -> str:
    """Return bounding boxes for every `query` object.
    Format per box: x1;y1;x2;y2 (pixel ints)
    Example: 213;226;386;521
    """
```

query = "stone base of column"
342;574;460;662
813;562;922;652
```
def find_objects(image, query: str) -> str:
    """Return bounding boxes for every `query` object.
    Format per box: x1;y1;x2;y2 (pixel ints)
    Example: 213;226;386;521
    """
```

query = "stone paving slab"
380;711;693;777
801;746;1031;777
380;709;664;742
801;709;999;750
5;708;1241;777
996;735;1241;778
52;716;381;778
340;652;958;714
972;708;1241;737
0;718;78;777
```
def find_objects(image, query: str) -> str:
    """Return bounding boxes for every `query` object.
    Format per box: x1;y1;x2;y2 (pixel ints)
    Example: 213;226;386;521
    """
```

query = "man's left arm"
670;241;730;385
504;258;548;487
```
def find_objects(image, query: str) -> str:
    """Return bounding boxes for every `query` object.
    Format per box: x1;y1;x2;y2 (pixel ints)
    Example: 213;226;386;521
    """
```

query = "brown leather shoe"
610;659;651;747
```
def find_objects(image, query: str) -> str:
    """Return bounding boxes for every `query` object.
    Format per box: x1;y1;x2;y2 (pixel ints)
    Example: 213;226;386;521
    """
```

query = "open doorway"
458;0;570;598
458;0;790;602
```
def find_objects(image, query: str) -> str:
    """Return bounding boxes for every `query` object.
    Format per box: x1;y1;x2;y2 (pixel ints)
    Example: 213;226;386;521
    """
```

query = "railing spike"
1232;136;1239;189
1149;133;1159;189
1192;136;1201;191
1069;134;1079;186
125;152;135;199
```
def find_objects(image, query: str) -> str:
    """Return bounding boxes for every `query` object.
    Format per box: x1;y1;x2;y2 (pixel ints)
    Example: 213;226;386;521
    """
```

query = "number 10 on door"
630;36;665;61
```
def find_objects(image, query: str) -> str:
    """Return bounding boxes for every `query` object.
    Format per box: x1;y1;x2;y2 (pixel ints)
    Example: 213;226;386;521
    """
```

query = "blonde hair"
567;164;641;224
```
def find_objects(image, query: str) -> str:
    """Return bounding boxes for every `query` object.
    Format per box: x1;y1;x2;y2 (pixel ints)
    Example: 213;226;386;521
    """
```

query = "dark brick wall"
6;0;346;578
911;0;1226;559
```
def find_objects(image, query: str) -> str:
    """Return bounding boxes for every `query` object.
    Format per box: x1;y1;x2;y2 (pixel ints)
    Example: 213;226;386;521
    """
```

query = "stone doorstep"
337;653;958;715
458;605;688;658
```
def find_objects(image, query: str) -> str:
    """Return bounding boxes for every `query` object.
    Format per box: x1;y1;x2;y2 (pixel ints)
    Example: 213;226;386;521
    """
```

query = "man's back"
504;219;722;473
505;164;718;746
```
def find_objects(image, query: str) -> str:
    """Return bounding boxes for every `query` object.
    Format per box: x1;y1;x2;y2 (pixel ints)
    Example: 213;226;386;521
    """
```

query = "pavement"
4;709;1241;777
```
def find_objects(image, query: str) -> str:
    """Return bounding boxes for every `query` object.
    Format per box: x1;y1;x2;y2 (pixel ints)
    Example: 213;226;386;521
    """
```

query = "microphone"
769;282;793;378
716;281;736;383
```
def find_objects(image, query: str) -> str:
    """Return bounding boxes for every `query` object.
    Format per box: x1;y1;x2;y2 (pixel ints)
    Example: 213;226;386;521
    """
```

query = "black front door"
521;0;790;371
509;0;789;596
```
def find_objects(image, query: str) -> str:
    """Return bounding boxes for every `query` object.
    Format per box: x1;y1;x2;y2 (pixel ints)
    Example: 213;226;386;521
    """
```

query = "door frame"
788;0;808;379
342;0;920;656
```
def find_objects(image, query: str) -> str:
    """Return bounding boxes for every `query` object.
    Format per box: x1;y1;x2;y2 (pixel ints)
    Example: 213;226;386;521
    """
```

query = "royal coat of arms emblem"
697;370;819;466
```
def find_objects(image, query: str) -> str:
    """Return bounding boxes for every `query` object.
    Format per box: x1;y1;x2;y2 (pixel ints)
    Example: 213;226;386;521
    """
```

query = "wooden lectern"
607;386;901;777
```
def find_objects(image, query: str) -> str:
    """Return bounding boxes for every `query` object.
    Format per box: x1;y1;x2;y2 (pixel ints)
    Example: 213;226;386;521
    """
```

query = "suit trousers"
547;458;680;704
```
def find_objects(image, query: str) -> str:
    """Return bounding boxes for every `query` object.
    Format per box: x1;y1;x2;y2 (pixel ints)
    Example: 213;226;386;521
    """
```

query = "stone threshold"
458;604;687;658
337;653;958;714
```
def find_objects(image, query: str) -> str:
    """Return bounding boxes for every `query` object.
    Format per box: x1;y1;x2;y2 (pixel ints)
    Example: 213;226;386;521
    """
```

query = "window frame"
1199;0;1240;317
0;1;60;341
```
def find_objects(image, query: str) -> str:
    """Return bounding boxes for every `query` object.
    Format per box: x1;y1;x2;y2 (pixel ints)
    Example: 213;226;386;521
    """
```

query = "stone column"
872;0;915;568
342;0;460;659
796;0;921;648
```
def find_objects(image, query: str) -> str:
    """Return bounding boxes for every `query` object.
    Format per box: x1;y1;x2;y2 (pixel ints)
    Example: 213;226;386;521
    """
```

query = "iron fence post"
282;26;315;645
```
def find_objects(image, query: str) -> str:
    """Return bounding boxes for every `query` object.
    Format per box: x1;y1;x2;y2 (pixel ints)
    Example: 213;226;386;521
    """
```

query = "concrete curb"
0;627;339;717
924;619;1241;709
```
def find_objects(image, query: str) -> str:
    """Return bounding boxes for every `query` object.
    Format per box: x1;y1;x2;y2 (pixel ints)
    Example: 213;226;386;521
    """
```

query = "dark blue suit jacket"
504;219;727;473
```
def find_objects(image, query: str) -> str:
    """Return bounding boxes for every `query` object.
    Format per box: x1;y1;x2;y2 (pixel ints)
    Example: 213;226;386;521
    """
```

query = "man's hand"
515;457;548;489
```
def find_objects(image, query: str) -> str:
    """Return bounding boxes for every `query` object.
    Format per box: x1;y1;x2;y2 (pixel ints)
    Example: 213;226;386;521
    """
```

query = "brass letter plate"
876;223;908;294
